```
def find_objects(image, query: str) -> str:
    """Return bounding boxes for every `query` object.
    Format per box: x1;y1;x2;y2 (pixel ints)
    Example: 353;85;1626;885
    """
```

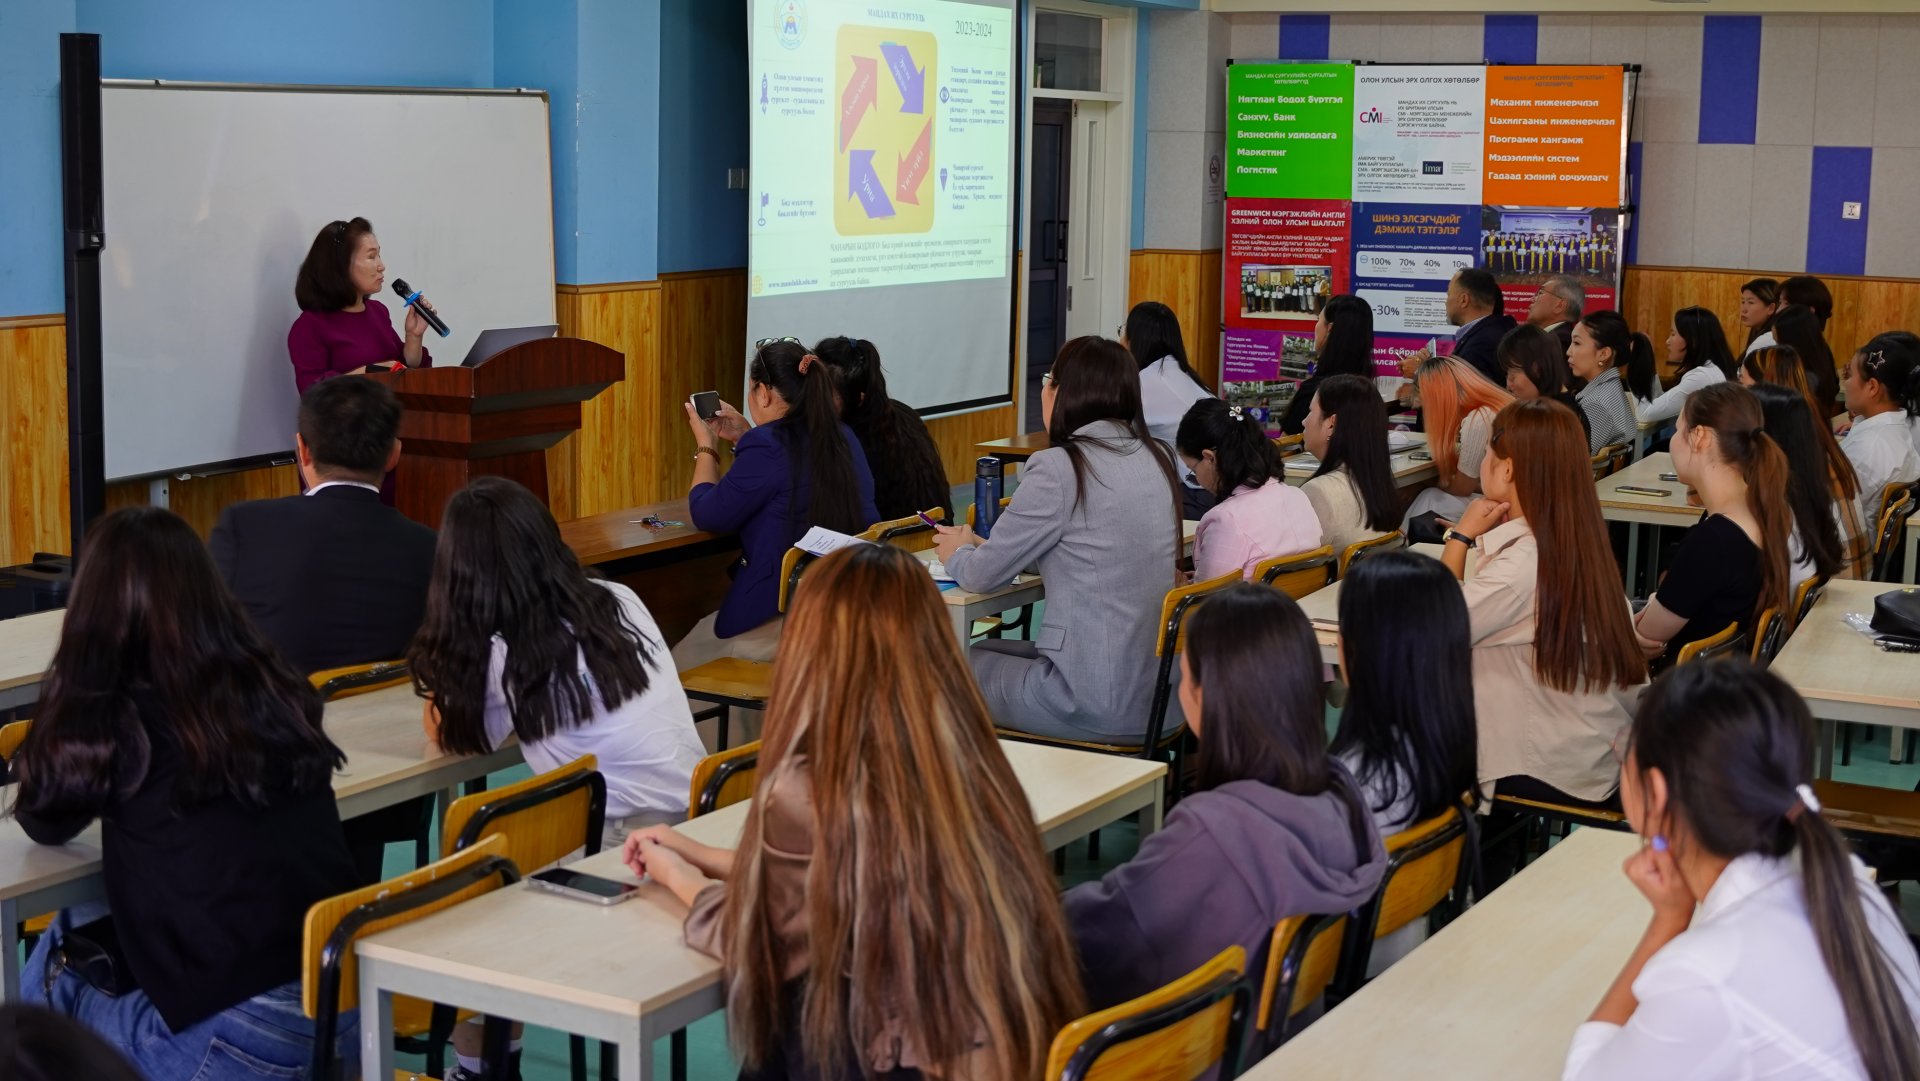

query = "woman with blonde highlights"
625;544;1084;1081
1401;355;1513;528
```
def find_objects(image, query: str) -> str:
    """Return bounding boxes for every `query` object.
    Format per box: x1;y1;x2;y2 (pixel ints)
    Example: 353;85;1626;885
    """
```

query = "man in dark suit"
210;376;437;883
210;377;436;673
1441;267;1517;386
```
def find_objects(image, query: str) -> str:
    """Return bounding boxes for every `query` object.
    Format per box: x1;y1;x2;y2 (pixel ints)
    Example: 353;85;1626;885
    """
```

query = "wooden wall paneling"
1129;250;1222;389
163;466;300;537
659;270;749;502
0;323;71;565
927;405;1019;483
546;290;582;523
564;283;662;516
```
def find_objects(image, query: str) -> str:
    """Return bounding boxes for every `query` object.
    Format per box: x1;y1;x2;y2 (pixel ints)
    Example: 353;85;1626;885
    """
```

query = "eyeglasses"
1040;370;1057;389
754;336;802;350
1115;323;1126;338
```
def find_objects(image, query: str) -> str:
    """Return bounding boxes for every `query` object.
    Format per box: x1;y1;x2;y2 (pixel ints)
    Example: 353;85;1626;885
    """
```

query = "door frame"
1016;0;1137;432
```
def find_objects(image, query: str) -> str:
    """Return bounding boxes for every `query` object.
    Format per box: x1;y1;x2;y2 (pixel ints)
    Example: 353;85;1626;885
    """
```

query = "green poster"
1226;63;1355;200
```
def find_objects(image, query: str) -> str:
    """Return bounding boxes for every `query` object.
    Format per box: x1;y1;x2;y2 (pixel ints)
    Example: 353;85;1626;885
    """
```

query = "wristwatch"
1444;529;1478;549
692;446;719;463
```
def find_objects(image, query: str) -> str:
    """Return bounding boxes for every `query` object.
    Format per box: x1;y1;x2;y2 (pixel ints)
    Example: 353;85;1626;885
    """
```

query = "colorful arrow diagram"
840;55;876;152
850;149;895;219
895;120;931;205
880;42;925;114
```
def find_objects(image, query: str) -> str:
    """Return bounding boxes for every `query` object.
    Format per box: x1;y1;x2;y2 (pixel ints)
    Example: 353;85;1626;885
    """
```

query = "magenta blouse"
287;299;433;392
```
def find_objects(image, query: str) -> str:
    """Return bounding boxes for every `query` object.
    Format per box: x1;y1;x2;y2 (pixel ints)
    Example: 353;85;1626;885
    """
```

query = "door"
1062;99;1110;344
1025;99;1072;433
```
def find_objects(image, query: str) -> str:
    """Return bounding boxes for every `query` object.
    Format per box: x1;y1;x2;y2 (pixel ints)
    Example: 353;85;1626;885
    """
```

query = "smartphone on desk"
689;391;722;421
1614;485;1673;497
529;867;642;906
1659;472;1679;482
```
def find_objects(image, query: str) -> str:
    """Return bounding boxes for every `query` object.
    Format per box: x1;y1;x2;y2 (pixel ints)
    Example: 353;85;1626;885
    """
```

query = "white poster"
1352;66;1486;203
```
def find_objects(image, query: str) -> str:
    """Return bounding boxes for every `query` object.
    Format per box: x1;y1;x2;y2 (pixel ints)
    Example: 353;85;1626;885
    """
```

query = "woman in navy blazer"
673;339;878;669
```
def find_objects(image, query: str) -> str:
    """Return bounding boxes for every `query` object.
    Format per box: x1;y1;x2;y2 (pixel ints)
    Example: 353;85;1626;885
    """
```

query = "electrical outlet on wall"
727;167;748;190
1842;201;1862;220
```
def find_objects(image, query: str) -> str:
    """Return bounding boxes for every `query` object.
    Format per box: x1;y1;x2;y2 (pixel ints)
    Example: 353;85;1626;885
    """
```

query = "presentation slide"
748;0;1017;414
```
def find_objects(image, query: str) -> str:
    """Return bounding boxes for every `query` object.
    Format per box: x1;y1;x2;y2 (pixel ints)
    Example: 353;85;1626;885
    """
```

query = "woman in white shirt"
1840;331;1920;528
1637;306;1735;427
1300;375;1401;557
1737;276;1779;355
411;476;707;847
1565;661;1920;1081
1124;301;1214;519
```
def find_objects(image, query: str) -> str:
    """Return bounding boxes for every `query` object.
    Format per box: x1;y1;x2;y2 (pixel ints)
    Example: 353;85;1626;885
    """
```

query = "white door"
1062;98;1110;343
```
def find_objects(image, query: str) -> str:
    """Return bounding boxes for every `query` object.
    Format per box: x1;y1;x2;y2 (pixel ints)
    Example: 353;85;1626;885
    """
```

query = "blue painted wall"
494;0;582;283
577;0;660;284
0;0;77;317
658;1;748;275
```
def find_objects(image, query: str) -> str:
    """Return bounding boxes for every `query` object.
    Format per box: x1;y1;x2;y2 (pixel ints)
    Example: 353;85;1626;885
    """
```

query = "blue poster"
1348;202;1479;338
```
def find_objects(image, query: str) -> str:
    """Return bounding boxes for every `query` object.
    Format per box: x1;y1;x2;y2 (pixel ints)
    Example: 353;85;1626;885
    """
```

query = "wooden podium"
374;338;623;528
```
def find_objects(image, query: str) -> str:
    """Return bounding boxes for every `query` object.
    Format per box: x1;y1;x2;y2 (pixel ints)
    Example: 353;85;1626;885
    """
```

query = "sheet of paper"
793;527;872;557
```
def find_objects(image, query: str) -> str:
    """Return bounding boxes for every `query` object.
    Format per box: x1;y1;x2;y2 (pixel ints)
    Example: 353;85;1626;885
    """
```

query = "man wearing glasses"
1527;274;1585;363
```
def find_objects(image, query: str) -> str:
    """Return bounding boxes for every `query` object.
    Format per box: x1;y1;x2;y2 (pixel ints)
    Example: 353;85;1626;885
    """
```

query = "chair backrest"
1338;532;1403;578
688;740;761;818
1254;545;1336;601
1142;572;1244;753
1749;607;1785;665
442;755;607;870
309;659;410;701
1792;574;1829;629
302;834;518;1079
965;496;1014;528
1676;621;1744;666
858;507;946;552
1045;945;1250;1081
1588;442;1631;481
1342;806;1472;992
1256;913;1348;1049
778;546;813;614
0;718;30;762
1873;485;1916;581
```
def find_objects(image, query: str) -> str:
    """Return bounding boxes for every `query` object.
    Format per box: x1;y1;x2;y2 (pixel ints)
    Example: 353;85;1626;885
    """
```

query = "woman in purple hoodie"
1063;584;1387;1011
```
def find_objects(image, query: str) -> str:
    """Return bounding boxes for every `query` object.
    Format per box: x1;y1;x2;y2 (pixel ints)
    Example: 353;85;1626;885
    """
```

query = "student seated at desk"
1125;301;1215;519
932;336;1186;743
1569;311;1657;454
676;340;878;669
1331;551;1478;975
1298;374;1399;557
1737;276;1780;354
1440;400;1644;809
1636;306;1736;429
410;477;704;843
1634;385;1790;669
1500;323;1589;445
1772;301;1841;420
1839;331;1920;528
626;545;1085;1081
813;335;949;523
1742;343;1871;579
1566;661;1920;1081
1751;383;1849;591
14;507;360;1078
1401;356;1512;530
1277;294;1373;437
1062;585;1385;1010
1176;398;1322;580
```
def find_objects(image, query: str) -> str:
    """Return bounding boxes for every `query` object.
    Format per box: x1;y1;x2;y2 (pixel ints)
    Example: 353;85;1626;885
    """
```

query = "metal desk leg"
623;1036;649;1081
1625;523;1642;595
1905;537;1918;585
1818;720;1836;780
358;958;399;1081
2;898;19;1002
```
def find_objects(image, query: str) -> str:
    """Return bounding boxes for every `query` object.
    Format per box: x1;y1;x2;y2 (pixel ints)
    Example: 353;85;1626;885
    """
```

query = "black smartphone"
528;867;642;906
690;391;722;421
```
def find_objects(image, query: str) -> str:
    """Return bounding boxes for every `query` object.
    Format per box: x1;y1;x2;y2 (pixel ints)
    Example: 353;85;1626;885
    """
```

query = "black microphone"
391;279;451;338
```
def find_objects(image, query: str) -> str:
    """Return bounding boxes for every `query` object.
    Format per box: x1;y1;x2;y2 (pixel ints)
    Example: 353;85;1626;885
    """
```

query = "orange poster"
1481;66;1626;208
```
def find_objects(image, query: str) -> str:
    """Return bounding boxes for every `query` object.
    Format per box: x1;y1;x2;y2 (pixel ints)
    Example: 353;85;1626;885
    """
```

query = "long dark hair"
1771;305;1839;416
1579;310;1660;401
1185;586;1370;853
1315;294;1375;380
1740;277;1780;346
1750;382;1845;584
0;1005;146;1081
1780;274;1833;327
294;216;375;312
1745;343;1861;503
13;508;341;816
1124;301;1210;392
1331;551;1478;823
1682;383;1794;625
812;336;948;521
1628;662;1920;1081
751;341;867;536
1175;398;1279;503
409;477;658;757
1308;374;1398;532
1046;336;1184;549
1673;305;1738;378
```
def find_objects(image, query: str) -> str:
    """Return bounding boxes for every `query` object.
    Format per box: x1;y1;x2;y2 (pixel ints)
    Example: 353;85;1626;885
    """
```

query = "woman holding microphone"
288;217;436;391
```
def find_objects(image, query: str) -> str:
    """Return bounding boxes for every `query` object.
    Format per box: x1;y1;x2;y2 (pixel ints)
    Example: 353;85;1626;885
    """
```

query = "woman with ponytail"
1750;383;1848;590
1840;331;1920;528
1176;398;1322;580
677;340;879;668
1633;383;1791;668
1567;660;1920;1081
812;336;949;523
1743;343;1872;577
1569;310;1658;453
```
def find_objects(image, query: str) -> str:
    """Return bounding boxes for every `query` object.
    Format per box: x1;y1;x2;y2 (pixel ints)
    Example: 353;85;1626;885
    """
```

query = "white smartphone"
528;867;642;906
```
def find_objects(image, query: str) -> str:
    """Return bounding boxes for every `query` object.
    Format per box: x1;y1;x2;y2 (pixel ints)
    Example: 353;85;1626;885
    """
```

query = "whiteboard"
99;83;556;481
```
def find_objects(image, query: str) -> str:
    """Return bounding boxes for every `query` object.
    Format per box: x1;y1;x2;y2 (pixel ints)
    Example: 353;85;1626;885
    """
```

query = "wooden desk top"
975;431;1050;460
1771;581;1920;719
0;684;514;904
1282;434;1434;490
0;609;60;699
1248;829;1645;1080
357;740;1165;1014
1595;453;1699;523
557;498;726;567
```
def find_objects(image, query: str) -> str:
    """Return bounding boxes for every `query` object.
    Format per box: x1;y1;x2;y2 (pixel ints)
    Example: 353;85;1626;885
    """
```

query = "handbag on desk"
1871;587;1920;640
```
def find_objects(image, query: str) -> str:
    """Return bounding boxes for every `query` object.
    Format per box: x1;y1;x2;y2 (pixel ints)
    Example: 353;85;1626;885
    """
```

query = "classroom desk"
1281;434;1435;493
0;609;60;712
975;431;1050;463
1595;452;1699;589
1770;580;1920;777
1247;828;1643;1080
354;740;1168;1081
558;498;721;568
1293;543;1469;666
0;683;521;1001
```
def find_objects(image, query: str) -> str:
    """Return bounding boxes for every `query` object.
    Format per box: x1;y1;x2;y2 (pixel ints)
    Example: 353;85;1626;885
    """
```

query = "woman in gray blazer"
934;336;1186;742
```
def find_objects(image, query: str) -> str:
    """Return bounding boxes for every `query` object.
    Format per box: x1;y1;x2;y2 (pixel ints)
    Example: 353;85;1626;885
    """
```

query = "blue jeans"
24;907;357;1080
